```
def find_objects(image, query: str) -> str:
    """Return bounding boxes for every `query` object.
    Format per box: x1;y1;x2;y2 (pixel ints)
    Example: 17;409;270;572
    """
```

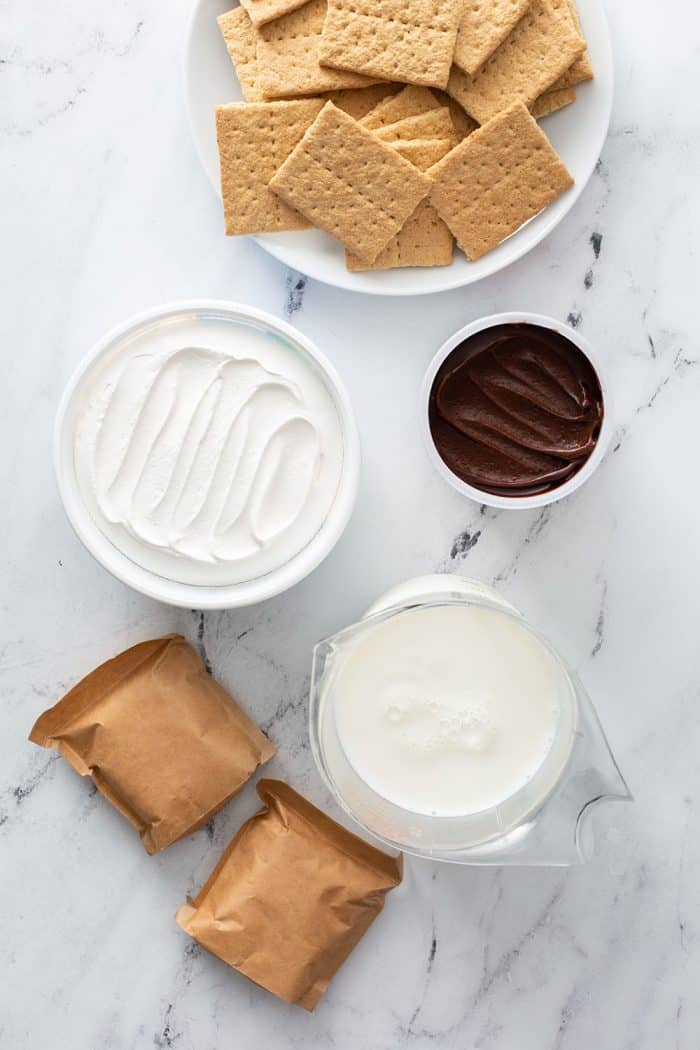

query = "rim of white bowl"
54;300;361;609
183;0;614;297
420;312;614;510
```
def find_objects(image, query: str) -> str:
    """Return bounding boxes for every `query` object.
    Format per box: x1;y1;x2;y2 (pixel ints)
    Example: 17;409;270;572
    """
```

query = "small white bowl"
55;301;360;609
420;312;613;510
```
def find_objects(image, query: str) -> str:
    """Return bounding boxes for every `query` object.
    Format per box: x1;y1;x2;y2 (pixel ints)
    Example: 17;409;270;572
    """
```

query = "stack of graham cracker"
215;0;593;270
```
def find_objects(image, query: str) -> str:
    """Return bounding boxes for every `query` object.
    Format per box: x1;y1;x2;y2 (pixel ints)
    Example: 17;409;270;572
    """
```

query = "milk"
330;580;569;818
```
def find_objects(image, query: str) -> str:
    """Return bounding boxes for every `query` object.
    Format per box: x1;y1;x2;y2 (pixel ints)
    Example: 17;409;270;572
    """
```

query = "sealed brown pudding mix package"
28;636;275;854
176;779;403;1010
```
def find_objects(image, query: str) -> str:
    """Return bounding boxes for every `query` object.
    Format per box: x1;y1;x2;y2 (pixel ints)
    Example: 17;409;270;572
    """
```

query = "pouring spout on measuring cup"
309;574;631;867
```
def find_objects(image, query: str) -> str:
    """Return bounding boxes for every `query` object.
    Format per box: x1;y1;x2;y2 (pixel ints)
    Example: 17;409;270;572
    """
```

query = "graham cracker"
530;86;575;118
347;137;454;270
346;199;454;269
432;89;479;138
429;100;573;260
325;84;400;120
216;99;324;234
552;59;592;90
217;8;264;102
318;0;463;90
374;107;456;144
395;137;453;169
550;0;594;88
454;0;532;76
390;136;454;168
270;102;431;263
446;0;585;124
256;0;381;99
360;85;441;130
239;0;311;27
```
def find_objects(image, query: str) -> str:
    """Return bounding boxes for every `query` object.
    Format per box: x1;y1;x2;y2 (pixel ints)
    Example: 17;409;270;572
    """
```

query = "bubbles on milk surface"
379;676;497;756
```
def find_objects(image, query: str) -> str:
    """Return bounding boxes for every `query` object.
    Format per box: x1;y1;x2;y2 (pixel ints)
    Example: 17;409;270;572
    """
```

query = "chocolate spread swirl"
429;324;604;496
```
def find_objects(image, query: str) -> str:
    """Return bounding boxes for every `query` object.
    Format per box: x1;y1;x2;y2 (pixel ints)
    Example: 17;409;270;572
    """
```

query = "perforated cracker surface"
269;102;431;263
530;86;575;118
360;85;442;130
390;137;454;168
347;136;454;269
239;0;312;27
446;0;585;124
319;0;464;89
218;8;264;102
549;0;593;88
429;100;573;259
374;107;456;144
325;84;401;120
216;99;324;234
346;199;454;269
453;0;532;76
257;0;381;98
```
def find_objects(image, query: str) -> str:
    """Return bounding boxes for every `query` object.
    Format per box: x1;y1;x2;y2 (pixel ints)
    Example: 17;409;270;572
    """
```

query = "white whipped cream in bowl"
55;302;359;607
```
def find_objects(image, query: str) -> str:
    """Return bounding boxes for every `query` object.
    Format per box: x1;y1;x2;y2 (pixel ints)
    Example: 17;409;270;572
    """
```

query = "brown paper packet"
176;779;403;1010
28;636;275;854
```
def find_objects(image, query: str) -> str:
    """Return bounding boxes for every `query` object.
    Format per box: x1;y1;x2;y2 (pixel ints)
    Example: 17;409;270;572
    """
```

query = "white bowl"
185;0;614;296
420;312;613;510
55;301;360;608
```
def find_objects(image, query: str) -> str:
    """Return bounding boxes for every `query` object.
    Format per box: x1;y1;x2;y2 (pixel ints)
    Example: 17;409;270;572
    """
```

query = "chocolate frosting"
429;324;604;496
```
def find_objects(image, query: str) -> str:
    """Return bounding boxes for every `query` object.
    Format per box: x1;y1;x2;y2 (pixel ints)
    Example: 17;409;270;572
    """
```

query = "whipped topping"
73;315;344;585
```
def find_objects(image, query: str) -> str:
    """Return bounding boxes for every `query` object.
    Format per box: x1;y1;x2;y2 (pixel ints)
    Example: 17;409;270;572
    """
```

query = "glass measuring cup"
309;575;631;866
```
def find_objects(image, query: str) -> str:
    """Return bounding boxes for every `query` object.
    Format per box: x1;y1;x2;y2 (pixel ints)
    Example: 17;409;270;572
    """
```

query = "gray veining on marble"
2;1;700;1047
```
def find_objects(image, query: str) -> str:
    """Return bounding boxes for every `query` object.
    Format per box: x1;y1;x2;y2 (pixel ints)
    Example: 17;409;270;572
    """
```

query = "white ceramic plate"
185;0;613;296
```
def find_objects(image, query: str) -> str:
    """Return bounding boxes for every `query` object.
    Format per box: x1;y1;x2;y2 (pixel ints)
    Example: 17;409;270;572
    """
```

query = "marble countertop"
2;0;699;1046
